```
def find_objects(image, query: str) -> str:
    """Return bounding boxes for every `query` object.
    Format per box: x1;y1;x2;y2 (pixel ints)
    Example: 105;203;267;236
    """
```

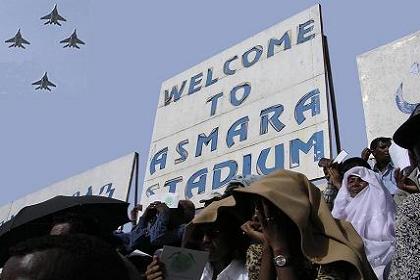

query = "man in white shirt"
145;198;249;280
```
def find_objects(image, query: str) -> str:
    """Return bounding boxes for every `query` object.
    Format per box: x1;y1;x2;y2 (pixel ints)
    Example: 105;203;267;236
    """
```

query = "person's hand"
257;198;290;252
327;165;342;189
145;256;165;280
155;202;169;213
395;168;419;194
142;201;161;221
241;220;264;243
130;204;143;224
361;147;371;161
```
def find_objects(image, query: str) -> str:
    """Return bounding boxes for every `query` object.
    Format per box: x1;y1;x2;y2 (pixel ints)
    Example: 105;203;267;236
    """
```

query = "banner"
0;152;137;226
142;5;332;205
357;30;420;144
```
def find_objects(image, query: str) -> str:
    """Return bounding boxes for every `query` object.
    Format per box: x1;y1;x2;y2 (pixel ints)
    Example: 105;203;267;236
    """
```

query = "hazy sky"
0;0;419;205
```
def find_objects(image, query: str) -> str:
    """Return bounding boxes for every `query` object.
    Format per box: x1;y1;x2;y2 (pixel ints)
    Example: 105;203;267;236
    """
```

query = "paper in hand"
160;246;209;280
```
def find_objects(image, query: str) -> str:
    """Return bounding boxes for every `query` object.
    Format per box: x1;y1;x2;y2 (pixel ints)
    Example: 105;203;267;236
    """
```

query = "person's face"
372;141;391;164
347;175;368;197
50;222;72;235
200;224;232;263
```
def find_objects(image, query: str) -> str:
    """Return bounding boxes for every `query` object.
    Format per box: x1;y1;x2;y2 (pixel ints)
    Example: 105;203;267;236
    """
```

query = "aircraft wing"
21;38;30;45
32;80;42;86
76;38;85;45
5;37;15;43
60;37;70;43
57;14;66;21
40;14;51;20
47;81;56;87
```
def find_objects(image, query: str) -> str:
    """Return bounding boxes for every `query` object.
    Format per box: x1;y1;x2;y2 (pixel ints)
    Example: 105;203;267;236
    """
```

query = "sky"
0;0;419;206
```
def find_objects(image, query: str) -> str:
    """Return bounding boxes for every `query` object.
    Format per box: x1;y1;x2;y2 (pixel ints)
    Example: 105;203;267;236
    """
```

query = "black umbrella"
0;195;130;266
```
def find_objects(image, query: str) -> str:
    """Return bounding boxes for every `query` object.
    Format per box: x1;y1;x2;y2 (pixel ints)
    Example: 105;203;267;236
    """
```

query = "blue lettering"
207;92;224;116
257;144;285;175
242;45;263;68
195;128;219;157
164;81;187;106
150;147;168;175
297;19;315;44
185;168;208;199
260;105;285;135
165;177;183;193
295;89;321;125
188;72;203;95
268;32;291;57
99;183;115;198
212;160;238;190
146;184;160;198
175;140;189;164
205;68;218;87
85;186;93;196
242;154;252;177
223;56;238;75
230;83;251;106
226;116;249;148
290;131;324;168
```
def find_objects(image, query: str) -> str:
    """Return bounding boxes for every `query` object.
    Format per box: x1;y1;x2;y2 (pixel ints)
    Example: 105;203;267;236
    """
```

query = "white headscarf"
332;166;396;280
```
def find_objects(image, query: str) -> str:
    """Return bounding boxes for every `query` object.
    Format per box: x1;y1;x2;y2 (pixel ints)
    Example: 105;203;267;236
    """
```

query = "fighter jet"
5;29;30;48
60;29;85;48
41;4;66;26
32;72;56;91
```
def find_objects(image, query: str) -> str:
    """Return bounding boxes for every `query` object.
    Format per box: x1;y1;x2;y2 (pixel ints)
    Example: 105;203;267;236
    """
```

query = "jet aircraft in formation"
41;4;66;26
32;72;56;91
60;29;85;48
5;4;88;91
5;29;30;48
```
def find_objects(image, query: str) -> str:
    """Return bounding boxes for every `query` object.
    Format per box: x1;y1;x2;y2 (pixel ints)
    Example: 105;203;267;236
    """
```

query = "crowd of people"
1;106;420;280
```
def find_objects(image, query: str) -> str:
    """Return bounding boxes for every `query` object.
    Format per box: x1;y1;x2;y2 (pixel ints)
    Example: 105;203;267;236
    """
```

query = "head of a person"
340;157;371;177
346;175;369;198
370;137;392;164
1;234;129;280
231;170;377;279
178;200;195;224
49;212;98;236
198;211;248;263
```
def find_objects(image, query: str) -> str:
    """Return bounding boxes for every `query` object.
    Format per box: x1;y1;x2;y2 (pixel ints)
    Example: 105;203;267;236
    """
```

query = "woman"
332;166;395;280
233;169;377;280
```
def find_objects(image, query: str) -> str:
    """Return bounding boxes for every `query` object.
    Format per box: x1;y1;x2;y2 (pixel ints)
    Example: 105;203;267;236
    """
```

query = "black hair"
51;211;99;235
370;137;392;150
8;234;129;280
340;157;371;176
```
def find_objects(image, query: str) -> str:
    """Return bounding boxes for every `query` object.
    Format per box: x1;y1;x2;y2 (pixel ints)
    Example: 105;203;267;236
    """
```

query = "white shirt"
200;259;248;280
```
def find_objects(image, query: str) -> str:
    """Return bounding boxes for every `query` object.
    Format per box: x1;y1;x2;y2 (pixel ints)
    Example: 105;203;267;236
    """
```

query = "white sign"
142;5;331;206
0;153;136;226
357;30;420;144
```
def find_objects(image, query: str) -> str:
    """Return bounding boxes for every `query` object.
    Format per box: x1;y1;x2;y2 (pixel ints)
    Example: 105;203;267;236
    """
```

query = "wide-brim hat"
192;196;236;224
233;170;377;280
394;104;420;149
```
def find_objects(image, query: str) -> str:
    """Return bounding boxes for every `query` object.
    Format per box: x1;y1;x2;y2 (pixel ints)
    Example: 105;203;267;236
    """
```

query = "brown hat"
192;196;236;224
233;170;377;280
394;104;420;149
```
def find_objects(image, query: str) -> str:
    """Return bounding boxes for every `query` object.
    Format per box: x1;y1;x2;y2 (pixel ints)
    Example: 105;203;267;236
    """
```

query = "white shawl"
332;166;396;280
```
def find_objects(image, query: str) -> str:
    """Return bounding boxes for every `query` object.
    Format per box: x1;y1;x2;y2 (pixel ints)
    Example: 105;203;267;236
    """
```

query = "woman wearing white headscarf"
332;166;396;280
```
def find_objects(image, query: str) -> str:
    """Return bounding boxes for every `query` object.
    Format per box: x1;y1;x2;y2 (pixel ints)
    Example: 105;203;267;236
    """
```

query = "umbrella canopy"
0;195;129;267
